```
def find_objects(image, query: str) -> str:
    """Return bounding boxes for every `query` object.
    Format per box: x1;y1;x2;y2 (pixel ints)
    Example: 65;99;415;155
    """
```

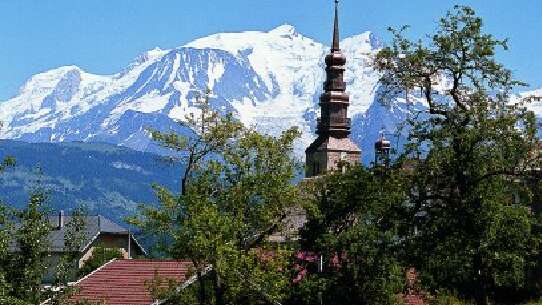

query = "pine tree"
0;191;52;305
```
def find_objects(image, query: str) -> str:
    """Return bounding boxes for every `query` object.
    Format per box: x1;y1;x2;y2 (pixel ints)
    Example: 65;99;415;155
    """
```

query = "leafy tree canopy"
131;90;303;305
374;5;542;305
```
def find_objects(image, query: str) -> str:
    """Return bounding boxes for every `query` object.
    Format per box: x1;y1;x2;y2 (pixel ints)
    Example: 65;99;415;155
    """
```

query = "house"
69;259;193;305
47;211;147;283
49;212;146;259
10;211;147;284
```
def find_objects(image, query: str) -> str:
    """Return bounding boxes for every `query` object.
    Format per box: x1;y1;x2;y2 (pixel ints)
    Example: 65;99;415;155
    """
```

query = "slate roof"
47;215;128;252
70;259;192;305
10;214;145;254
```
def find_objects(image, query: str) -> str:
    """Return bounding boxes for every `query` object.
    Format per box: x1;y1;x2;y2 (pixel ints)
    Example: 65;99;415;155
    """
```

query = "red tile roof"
402;294;425;305
71;259;192;305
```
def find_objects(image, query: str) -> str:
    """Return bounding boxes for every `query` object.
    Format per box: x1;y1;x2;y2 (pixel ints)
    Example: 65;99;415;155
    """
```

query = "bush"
428;292;475;305
79;247;123;277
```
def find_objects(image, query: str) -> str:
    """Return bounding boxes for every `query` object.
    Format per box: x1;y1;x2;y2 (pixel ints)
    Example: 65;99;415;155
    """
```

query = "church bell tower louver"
305;0;361;177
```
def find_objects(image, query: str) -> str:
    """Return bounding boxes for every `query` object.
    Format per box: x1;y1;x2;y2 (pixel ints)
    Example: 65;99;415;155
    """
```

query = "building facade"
8;211;147;284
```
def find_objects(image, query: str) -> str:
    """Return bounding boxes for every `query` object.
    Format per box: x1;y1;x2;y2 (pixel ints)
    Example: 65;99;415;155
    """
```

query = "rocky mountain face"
0;25;539;164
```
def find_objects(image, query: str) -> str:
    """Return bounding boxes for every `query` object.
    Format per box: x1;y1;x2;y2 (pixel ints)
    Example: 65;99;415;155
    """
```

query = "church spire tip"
332;0;340;51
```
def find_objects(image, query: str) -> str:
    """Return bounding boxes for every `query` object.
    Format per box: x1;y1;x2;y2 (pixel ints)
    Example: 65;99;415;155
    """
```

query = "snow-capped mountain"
3;25;534;163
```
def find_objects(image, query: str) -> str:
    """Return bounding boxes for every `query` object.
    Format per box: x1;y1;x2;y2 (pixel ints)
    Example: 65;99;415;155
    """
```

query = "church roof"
307;136;361;153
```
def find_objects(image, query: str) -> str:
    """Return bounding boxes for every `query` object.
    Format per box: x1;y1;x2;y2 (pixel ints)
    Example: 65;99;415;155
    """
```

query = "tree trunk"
473;255;488;305
181;153;193;196
475;280;488;305
198;270;206;305
181;176;187;196
213;270;224;305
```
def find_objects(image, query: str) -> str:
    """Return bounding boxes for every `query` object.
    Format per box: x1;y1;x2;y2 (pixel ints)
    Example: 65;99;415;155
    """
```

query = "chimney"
128;230;132;259
58;210;65;229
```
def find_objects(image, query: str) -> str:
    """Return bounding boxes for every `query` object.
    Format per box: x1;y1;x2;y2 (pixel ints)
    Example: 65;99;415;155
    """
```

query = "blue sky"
0;0;540;100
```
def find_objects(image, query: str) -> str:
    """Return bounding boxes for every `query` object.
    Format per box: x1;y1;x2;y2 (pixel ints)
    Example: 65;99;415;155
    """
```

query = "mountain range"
0;24;541;176
0;140;181;226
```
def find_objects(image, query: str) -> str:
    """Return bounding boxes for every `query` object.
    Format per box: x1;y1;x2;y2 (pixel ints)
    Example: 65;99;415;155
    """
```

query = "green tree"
0;139;28;305
291;165;406;305
150;88;242;197
78;247;123;277
142;89;245;304
0;191;52;305
44;207;96;305
0;156;14;173
375;5;542;305
0;122;15;173
0;141;78;305
55;207;89;285
0;205;19;305
131;101;302;305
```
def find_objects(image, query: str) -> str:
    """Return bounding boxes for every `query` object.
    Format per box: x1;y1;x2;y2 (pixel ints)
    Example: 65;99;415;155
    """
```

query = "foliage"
130;89;302;305
148;88;244;196
78;247;123;277
2;140;100;303
520;300;542;305
145;271;187;303
0;152;90;304
0;156;15;173
428;292;475;305
291;5;542;305
0;191;52;305
46;287;105;305
291;165;406;305
0;122;15;174
375;5;542;305
54;206;89;288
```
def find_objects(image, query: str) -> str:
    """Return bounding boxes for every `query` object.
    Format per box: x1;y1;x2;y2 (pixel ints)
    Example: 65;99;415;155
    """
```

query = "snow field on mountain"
1;25;538;161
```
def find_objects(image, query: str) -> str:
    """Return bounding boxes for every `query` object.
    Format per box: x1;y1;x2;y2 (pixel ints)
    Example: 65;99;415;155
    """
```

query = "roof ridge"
115;259;190;262
72;258;118;286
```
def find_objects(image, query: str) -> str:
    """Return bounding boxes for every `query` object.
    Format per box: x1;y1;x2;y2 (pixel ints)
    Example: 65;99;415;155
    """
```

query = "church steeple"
374;131;391;167
305;0;361;178
318;0;350;139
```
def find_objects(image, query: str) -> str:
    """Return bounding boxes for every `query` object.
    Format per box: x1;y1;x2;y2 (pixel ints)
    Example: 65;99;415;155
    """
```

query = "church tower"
374;134;391;167
305;0;361;177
